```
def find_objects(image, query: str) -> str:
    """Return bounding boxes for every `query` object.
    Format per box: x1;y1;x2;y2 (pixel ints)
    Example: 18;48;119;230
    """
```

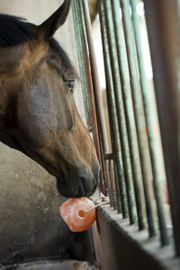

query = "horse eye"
64;79;75;93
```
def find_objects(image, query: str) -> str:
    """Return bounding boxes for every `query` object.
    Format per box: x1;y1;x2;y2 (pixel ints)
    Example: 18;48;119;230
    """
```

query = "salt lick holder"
60;194;109;232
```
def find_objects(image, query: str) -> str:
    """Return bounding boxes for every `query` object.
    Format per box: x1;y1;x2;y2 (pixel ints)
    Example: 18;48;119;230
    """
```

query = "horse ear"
35;0;71;42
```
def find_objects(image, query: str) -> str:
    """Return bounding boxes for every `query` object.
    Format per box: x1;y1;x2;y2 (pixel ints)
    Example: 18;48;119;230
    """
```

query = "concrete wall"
0;0;87;263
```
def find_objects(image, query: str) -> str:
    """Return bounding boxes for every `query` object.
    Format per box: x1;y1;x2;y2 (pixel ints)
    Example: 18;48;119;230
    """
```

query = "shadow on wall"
0;143;91;263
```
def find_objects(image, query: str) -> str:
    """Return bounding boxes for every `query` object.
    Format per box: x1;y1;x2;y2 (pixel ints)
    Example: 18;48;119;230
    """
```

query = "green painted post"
120;0;157;237
71;1;92;130
99;0;127;215
104;0;137;223
144;0;180;255
71;0;103;190
130;0;169;246
111;0;146;230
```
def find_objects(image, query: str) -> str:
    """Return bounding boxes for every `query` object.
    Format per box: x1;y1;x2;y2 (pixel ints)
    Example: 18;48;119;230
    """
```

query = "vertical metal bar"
71;0;102;178
178;0;180;19
99;0;127;215
111;0;146;230
98;124;108;194
82;0;109;155
104;0;137;224
130;0;169;246
144;0;180;255
120;0;157;236
109;159;117;210
71;2;92;130
105;159;113;207
82;0;109;194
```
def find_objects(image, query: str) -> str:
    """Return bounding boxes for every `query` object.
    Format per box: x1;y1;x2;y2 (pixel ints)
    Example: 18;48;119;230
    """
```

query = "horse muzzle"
56;162;99;198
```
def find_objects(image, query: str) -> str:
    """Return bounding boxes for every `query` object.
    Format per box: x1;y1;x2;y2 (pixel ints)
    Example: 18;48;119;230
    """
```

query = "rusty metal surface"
144;0;180;255
99;0;127;215
82;0;109;156
109;159;118;210
104;0;137;224
82;0;111;194
130;0;169;246
111;0;146;230
120;0;157;237
72;0;103;189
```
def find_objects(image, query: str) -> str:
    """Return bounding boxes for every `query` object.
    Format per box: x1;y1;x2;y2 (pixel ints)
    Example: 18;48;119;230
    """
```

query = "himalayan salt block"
60;197;96;232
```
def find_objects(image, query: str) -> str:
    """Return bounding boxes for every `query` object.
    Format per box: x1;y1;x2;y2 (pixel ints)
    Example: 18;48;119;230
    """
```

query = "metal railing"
72;0;180;257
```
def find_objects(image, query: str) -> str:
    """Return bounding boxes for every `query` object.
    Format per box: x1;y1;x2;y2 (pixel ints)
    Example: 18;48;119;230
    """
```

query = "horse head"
0;0;99;198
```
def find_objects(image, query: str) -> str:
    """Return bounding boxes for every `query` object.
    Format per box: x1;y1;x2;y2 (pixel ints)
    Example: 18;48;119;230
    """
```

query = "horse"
0;0;99;198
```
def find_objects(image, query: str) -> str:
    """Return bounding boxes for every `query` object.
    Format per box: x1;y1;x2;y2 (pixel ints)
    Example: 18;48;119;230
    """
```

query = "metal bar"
111;0;146;230
105;159;114;207
82;0;109;194
99;0;126;215
144;0;180;255
71;2;92;130
178;0;180;20
82;0;109;155
104;0;137;224
71;0;102;180
130;0;169;246
109;159;118;210
97;123;108;195
120;0;156;236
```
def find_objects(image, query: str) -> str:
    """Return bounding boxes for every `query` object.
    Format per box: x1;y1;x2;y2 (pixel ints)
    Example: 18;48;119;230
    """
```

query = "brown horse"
0;0;99;198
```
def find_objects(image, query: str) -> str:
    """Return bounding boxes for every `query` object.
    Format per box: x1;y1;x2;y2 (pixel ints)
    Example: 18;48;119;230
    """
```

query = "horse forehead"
0;42;49;76
0;46;25;73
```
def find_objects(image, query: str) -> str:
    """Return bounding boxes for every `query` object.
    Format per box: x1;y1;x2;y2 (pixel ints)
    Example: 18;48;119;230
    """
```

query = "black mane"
0;14;34;46
0;14;77;76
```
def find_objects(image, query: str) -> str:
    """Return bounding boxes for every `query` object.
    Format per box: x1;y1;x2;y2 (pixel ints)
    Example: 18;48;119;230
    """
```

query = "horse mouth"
56;159;99;198
56;176;97;198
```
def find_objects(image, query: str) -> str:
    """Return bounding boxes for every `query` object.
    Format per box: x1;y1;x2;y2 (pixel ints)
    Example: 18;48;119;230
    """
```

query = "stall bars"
71;0;180;257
